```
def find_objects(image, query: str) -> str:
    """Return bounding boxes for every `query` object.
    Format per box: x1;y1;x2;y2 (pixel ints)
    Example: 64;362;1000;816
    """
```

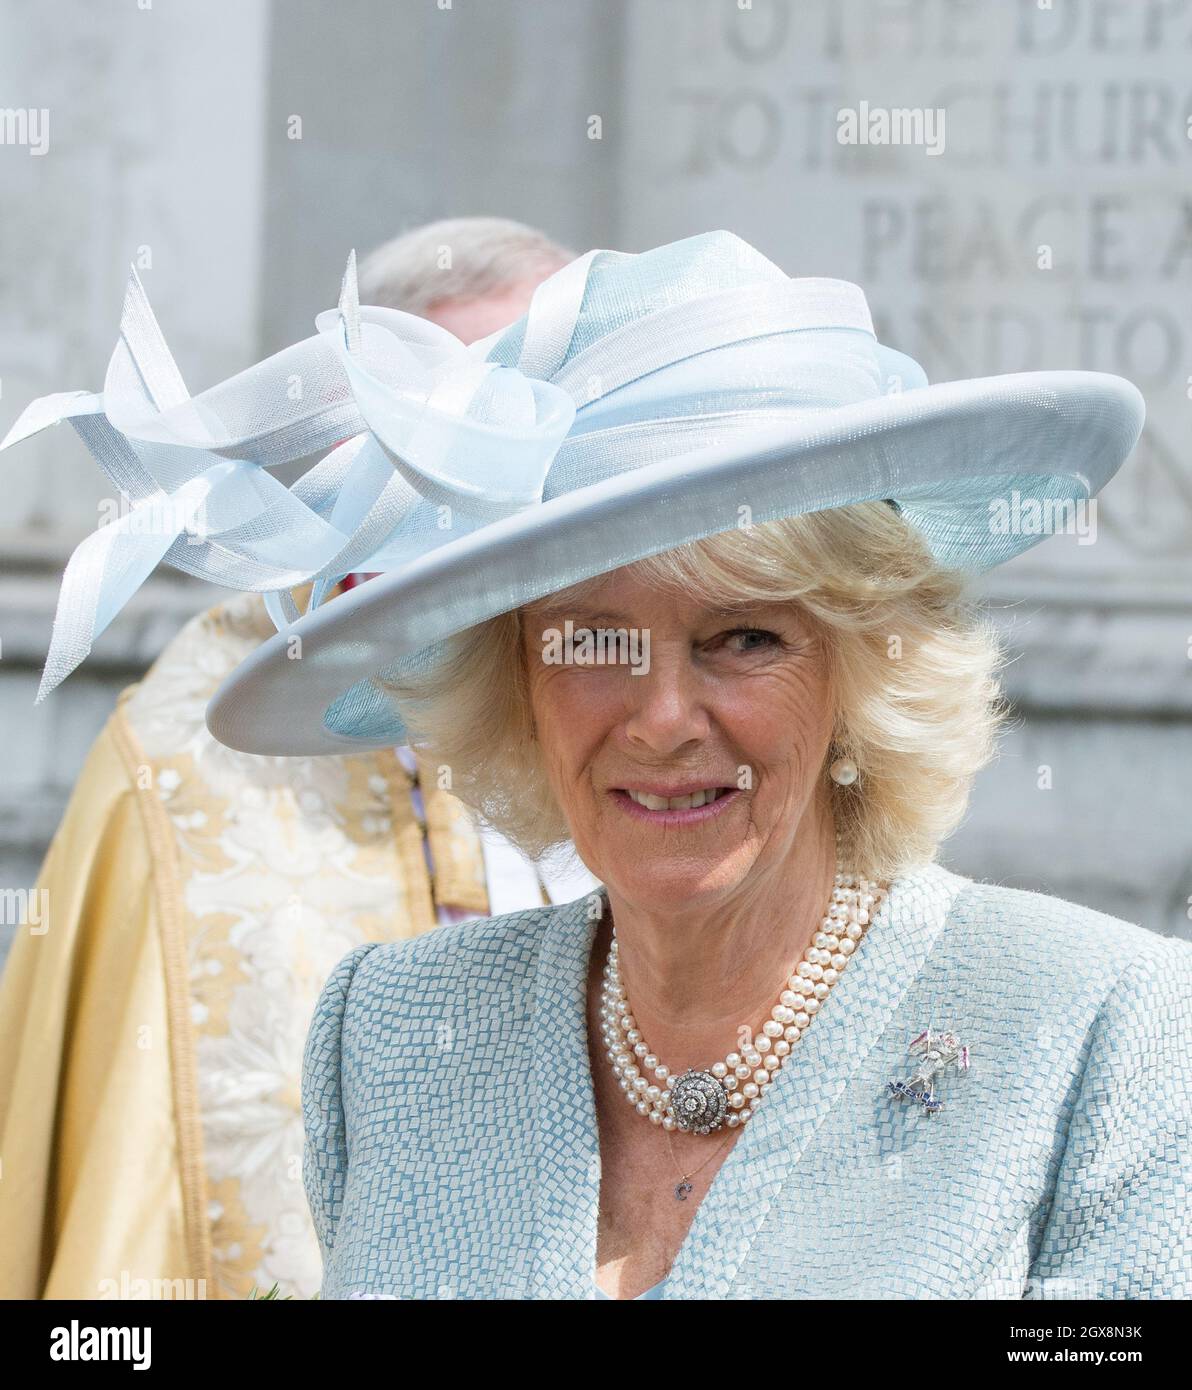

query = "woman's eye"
722;628;780;653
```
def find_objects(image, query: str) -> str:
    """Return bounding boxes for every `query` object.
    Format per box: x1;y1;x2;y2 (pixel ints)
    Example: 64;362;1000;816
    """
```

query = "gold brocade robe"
0;587;505;1300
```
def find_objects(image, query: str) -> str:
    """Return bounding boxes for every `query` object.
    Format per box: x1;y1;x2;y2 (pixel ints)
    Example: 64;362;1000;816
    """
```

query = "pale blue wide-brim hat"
3;230;1144;756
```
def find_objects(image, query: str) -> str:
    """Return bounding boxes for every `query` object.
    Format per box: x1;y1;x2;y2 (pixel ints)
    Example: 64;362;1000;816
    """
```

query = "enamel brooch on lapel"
887;1029;970;1114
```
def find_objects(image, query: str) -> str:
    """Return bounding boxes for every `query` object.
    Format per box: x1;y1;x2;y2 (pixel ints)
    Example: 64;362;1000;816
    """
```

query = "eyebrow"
533;609;634;625
532;604;769;625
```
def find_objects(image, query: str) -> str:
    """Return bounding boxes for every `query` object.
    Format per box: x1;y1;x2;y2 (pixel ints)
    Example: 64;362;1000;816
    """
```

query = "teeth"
627;788;725;811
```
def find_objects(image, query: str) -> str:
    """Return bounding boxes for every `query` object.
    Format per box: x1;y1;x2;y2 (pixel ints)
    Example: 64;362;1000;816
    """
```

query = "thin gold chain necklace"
665;1125;735;1201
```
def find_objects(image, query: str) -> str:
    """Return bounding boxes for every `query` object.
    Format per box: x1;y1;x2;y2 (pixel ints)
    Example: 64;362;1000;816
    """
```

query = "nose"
620;642;712;755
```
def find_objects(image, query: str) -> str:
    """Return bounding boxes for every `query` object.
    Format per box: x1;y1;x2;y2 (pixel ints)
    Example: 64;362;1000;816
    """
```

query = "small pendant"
887;1028;970;1114
674;1180;693;1201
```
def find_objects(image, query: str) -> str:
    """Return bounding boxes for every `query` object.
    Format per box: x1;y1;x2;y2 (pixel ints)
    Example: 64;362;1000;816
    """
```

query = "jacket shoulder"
344;898;574;1013
940;871;1192;1003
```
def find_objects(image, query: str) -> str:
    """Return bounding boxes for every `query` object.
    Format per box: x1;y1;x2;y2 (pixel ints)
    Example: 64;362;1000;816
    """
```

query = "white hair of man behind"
357;216;577;316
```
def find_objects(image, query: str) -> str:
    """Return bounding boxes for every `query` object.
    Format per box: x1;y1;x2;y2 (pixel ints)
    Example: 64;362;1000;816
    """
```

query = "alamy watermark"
837;102;945;156
98;492;210;544
97;1271;206;1301
540;621;651;675
50;1320;151;1369
0;107;49;156
988;491;1098;544
0;886;49;934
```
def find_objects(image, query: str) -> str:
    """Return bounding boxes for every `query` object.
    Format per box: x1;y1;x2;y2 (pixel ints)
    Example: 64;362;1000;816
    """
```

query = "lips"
610;785;742;825
623;786;731;811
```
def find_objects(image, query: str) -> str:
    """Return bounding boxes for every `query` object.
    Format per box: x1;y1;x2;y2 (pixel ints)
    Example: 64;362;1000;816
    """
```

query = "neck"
594;802;840;1075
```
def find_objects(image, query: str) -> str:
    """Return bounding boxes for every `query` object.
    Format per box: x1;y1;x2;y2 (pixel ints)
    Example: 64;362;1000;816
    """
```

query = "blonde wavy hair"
377;501;1012;882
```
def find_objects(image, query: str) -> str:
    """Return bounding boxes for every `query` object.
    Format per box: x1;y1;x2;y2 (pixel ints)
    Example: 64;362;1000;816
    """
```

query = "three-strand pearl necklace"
600;852;889;1136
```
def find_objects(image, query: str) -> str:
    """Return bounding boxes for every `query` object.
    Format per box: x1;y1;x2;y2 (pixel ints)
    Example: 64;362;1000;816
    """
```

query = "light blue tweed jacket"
302;862;1192;1299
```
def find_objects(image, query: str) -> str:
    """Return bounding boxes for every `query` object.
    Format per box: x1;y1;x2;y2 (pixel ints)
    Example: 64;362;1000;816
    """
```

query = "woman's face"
521;567;836;912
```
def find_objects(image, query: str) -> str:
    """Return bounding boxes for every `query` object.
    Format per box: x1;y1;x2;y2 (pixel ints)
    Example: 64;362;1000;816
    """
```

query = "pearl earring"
829;757;859;786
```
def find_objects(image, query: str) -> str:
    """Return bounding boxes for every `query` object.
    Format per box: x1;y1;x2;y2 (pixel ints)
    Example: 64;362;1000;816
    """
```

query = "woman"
298;514;1192;1301
9;229;1190;1299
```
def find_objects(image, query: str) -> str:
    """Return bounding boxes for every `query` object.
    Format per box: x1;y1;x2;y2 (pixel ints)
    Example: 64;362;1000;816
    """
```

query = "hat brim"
205;370;1143;756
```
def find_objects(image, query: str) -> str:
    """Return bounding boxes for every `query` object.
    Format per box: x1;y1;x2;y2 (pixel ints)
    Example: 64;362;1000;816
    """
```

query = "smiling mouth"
618;787;734;812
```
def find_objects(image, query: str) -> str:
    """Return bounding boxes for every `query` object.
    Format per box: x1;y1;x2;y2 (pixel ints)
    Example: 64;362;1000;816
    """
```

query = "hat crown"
480;230;895;415
486;229;869;362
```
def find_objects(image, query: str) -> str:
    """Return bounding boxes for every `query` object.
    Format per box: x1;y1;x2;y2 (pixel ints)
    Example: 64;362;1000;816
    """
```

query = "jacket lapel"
522;865;964;1299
